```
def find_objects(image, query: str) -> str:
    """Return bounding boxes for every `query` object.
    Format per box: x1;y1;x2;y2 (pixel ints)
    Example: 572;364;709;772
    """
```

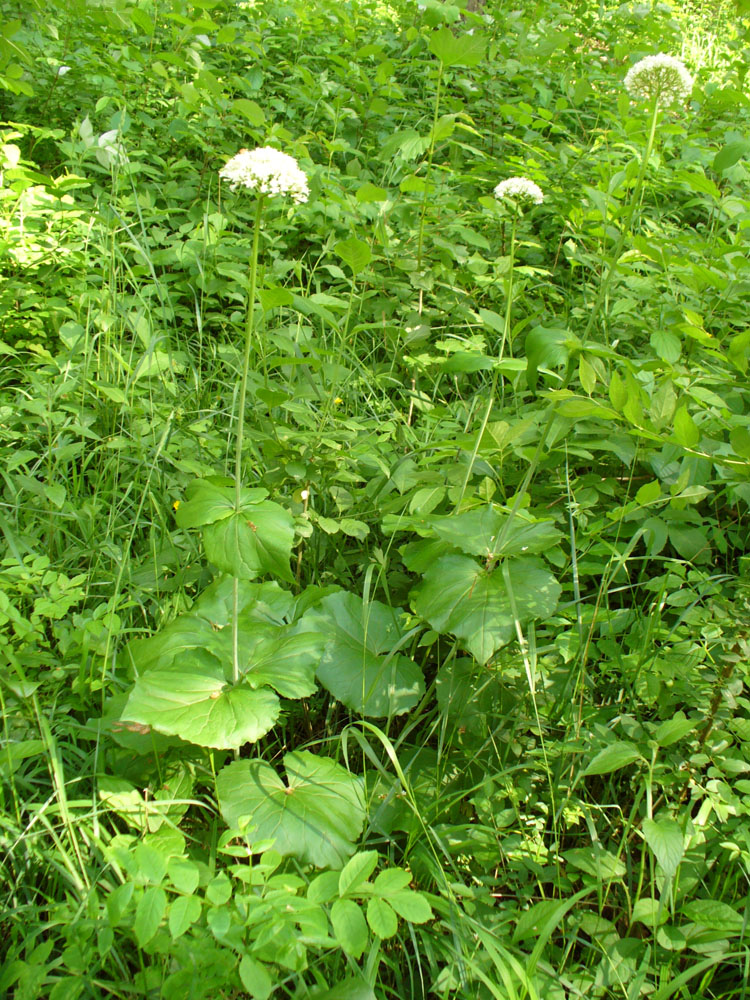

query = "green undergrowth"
1;0;750;997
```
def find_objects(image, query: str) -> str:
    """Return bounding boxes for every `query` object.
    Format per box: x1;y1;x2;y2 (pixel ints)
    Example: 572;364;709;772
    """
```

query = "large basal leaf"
192;577;295;628
175;478;267;529
124;615;219;673
216;751;365;868
413;555;561;664
123;661;280;749
237;628;324;699
298;592;424;717
425;507;562;559
203;500;295;582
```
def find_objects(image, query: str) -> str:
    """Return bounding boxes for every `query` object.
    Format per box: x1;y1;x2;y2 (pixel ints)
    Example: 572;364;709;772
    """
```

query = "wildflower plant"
624;53;694;106
457;175;544;507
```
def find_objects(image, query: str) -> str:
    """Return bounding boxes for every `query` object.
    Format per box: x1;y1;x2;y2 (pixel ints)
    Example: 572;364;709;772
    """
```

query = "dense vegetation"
1;0;749;997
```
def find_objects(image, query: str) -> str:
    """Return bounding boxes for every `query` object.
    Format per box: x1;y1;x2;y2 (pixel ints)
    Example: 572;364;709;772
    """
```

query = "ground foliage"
1;0;750;997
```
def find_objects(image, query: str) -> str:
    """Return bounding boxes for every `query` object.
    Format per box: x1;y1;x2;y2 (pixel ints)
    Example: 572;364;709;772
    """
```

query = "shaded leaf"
216;751;365;868
413;555;560;664
584;741;643;776
299;592;424;716
331;899;369;957
642;817;685;878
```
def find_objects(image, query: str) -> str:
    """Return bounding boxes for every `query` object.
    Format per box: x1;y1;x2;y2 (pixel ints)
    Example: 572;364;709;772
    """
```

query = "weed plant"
1;0;750;998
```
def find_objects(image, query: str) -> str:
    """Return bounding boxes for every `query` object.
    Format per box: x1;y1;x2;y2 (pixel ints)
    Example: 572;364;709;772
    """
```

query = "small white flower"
493;176;544;206
219;146;309;203
56;65;71;77
624;53;693;105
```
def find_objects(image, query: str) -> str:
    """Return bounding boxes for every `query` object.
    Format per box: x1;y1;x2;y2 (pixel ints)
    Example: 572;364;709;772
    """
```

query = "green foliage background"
1;0;749;997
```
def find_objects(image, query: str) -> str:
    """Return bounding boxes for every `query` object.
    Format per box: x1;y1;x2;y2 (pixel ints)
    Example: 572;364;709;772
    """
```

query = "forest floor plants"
1;0;750;998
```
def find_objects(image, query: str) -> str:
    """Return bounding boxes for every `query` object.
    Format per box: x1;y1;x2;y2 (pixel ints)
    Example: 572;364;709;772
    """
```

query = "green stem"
232;194;264;686
454;212;518;511
483;101;661;552
579;96;659;351
234;195;265;500
416;60;443;273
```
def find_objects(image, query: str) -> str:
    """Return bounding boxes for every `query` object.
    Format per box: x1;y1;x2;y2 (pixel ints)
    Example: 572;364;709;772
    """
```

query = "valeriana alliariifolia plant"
119;147;314;749
485;55;696;556
456;176;544;509
219;146;309;686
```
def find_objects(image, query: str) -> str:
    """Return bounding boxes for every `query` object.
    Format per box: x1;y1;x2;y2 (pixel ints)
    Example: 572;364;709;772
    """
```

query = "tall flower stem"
234;194;265;500
232;193;264;686
455;212;518;511
483;98;663;560
416;60;444;273
579;96;659;351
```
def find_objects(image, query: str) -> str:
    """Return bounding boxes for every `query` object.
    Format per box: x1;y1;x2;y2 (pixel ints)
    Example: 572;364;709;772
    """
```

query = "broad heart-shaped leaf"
216;751;365;868
203;500;295;582
425;508;561;559
175;478;267;529
298;592;424;717
413;555;561;664
335;237;372;276
122;660;280;749
428;26;486;67
236;628;324;699
192;577;294;628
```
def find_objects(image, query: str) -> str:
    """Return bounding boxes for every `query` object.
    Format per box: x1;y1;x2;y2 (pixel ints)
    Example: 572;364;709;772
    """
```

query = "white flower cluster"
624;54;693;105
219;147;309;203
493;176;544;206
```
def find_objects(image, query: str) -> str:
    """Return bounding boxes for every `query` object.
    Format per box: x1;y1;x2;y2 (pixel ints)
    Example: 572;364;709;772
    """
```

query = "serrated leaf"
239;955;273;1000
642;817;685;878
203;501;295;582
367;897;398;938
584;741;643;776
331;899;369;957
168;894;201;940
339;851;378;897
216;751;365;868
134;886;166;947
681;899;743;931
123;664;280;749
413;555;561;664
428;27;486;67
373;868;412;894
388;890;433;923
335;237;372;275
298;592;424;716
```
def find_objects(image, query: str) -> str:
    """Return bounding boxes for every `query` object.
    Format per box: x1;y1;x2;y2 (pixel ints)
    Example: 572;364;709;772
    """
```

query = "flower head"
493;176;544;206
219;146;309;203
624;54;693;105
